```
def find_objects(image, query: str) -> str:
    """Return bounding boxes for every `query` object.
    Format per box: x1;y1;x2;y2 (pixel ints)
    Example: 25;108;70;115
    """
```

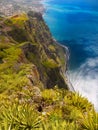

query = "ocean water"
42;0;98;111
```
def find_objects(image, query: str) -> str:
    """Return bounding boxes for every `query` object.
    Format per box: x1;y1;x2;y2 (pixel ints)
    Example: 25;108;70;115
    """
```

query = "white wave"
68;57;98;111
85;46;98;55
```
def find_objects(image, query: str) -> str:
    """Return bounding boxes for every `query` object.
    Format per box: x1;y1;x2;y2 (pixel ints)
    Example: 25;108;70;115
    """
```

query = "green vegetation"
0;88;98;130
10;13;29;27
48;45;56;52
42;59;59;68
0;12;98;130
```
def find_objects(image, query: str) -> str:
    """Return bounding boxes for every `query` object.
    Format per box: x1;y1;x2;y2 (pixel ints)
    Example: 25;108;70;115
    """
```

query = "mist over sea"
42;0;98;111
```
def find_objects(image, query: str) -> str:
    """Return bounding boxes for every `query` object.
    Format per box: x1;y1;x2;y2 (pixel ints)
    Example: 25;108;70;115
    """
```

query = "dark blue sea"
42;0;98;110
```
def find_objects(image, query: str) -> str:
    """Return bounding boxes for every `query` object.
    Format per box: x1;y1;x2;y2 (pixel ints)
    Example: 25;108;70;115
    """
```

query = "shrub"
0;103;42;129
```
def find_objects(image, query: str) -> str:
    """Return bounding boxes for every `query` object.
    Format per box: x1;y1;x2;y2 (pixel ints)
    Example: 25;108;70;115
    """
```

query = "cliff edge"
0;11;68;91
0;12;97;130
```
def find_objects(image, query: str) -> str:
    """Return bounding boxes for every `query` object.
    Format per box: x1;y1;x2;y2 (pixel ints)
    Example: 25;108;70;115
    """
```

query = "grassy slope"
0;12;98;129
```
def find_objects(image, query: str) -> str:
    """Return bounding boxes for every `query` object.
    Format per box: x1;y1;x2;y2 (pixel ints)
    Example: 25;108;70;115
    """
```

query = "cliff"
0;12;97;130
0;11;68;91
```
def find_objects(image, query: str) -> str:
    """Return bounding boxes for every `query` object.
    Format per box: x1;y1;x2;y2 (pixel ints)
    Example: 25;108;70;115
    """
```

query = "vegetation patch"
42;59;59;68
10;13;28;27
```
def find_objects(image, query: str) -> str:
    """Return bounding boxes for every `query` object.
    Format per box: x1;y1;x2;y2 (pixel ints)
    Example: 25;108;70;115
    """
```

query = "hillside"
0;11;68;90
0;12;98;129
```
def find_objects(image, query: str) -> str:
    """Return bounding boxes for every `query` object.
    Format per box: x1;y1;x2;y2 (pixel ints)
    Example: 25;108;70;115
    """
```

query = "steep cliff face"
0;12;97;130
0;11;68;92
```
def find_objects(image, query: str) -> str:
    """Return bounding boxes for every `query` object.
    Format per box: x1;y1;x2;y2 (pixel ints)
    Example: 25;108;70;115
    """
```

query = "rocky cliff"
0;11;68;92
0;12;97;130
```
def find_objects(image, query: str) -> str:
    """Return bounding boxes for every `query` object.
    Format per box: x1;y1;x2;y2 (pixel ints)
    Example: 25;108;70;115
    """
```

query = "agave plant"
38;120;79;130
42;89;60;104
0;103;42;130
81;109;98;130
64;92;92;112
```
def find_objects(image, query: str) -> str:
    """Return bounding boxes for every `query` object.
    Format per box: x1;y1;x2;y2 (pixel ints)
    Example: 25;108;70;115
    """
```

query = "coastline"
53;39;75;91
41;0;74;91
40;1;74;91
40;0;98;111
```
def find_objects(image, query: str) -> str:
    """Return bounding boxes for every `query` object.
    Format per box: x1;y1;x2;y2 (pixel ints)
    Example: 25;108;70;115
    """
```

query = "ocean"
42;0;98;111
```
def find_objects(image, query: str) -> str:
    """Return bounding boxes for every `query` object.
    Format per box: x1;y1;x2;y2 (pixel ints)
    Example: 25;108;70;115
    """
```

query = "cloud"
68;57;98;111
